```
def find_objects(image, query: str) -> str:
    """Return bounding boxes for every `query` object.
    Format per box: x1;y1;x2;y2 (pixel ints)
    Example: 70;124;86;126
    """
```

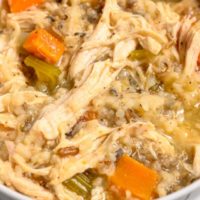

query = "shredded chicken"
0;160;54;200
193;145;200;177
31;60;122;140
50;120;114;184
178;17;200;75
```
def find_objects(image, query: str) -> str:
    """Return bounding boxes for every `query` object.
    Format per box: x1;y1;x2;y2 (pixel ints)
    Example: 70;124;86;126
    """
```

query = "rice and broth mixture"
0;0;200;199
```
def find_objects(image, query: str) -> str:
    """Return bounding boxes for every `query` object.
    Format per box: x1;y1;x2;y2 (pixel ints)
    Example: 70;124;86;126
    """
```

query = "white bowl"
0;179;200;200
158;179;200;200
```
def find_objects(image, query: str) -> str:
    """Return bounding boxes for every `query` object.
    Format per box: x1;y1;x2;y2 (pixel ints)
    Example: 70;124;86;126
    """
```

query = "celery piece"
129;49;154;61
24;56;61;91
63;171;96;199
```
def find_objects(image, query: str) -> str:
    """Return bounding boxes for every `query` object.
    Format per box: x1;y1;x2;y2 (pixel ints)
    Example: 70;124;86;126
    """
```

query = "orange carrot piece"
8;0;44;13
110;155;159;200
23;29;65;64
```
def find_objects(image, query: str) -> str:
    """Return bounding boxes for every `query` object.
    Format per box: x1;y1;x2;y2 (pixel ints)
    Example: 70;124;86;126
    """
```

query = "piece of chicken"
193;144;200;177
69;0;119;86
178;17;200;75
0;160;54;200
31;60;122;140
8;10;50;32
50;120;114;184
0;91;50;114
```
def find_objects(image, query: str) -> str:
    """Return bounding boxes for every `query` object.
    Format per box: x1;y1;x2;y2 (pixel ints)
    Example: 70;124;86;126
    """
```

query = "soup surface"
0;0;200;199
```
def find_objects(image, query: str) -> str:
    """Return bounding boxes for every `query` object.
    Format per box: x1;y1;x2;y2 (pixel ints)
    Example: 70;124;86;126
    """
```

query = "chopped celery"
129;49;154;62
24;56;61;91
63;170;96;199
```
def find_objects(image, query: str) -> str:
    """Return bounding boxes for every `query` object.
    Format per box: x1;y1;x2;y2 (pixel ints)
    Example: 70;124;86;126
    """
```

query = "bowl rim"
158;179;200;200
0;184;30;200
0;178;199;200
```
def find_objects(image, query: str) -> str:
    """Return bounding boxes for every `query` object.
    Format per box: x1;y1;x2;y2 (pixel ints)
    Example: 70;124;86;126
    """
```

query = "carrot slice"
110;155;159;200
23;29;65;64
8;0;44;13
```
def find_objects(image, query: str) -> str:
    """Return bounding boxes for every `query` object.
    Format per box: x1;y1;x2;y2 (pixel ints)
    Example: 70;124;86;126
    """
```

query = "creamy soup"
0;0;200;199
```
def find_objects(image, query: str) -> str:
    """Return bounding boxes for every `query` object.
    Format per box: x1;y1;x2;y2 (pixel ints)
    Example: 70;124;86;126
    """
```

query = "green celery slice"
129;49;154;61
63;171;96;199
24;56;61;91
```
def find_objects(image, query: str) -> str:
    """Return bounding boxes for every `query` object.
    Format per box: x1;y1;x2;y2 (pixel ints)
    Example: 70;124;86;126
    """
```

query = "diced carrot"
8;0;44;13
23;29;65;64
110;155;159;200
